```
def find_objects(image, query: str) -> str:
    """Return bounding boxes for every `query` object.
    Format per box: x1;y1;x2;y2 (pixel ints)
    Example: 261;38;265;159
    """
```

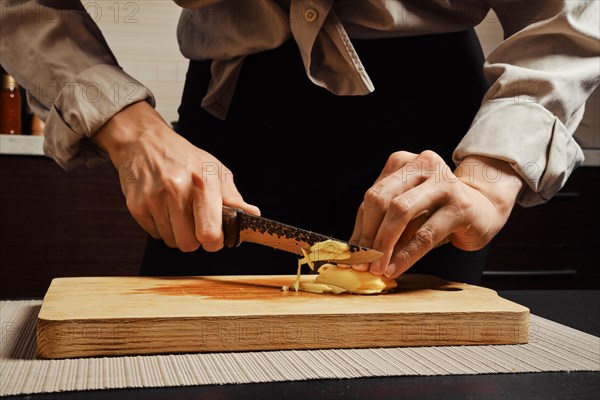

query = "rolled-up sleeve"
0;0;155;170
453;1;599;206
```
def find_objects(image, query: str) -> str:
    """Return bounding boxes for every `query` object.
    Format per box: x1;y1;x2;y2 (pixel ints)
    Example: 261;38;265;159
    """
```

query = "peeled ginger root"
291;239;397;295
310;264;397;294
293;239;352;292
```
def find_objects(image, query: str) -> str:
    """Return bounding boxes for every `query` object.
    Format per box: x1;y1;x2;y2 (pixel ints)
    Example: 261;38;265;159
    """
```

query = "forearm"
0;0;154;169
456;1;599;206
0;1;118;116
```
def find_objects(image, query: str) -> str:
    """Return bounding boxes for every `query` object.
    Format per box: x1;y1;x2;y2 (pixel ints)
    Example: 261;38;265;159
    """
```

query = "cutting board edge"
36;308;530;359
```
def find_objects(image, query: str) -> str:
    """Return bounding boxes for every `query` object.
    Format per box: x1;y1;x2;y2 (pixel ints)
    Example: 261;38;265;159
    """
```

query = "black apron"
141;29;491;284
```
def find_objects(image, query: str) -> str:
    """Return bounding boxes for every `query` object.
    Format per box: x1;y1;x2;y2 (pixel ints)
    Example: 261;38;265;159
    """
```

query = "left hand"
346;150;523;279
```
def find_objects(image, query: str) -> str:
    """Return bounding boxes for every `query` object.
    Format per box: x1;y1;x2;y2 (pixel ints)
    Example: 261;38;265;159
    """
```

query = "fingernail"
351;263;369;272
384;263;396;278
336;263;351;269
370;260;383;275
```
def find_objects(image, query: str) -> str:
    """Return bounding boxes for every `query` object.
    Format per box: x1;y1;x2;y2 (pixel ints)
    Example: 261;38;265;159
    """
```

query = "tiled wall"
82;1;188;125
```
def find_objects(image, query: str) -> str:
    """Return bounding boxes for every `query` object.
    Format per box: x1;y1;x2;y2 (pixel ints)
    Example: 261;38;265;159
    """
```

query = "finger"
131;207;161;240
151;206;178;248
386;205;462;278
391;211;431;251
369;181;445;275
213;162;261;217
168;198;201;253
434;237;451;249
143;187;177;247
371;151;416;185
124;194;161;239
353;152;414;248
342;204;370;271
348;202;364;245
358;161;426;251
351;263;370;272
192;173;224;252
221;184;261;216
336;262;369;272
352;152;419;269
232;200;261;216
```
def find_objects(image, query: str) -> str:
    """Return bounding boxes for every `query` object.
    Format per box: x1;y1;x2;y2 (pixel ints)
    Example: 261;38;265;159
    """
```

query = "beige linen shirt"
1;1;598;206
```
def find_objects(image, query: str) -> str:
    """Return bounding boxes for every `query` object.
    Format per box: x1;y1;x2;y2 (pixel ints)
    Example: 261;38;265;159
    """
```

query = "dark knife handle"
222;205;242;248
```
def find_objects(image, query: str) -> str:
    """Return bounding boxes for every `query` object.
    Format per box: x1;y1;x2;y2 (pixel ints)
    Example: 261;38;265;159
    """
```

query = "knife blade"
221;205;383;264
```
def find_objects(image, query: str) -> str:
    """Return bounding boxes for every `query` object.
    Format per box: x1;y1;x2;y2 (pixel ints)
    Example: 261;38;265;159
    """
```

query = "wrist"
454;156;523;218
91;100;164;165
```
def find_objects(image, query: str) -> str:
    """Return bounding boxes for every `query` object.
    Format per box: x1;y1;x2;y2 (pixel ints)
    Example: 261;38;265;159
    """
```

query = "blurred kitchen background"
1;3;598;298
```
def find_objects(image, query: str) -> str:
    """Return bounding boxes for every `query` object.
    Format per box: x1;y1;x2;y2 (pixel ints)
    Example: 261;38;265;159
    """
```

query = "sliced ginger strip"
297;281;347;294
297;239;351;269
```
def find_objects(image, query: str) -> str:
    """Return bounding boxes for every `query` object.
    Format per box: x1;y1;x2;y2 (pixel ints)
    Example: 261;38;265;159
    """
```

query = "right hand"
92;100;260;252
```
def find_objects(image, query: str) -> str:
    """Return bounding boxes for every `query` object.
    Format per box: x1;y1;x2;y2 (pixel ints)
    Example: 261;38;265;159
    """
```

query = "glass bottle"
0;73;22;135
31;114;45;136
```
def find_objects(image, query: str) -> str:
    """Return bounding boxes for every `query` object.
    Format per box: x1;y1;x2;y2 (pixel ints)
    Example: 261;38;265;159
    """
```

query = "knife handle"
222;205;241;248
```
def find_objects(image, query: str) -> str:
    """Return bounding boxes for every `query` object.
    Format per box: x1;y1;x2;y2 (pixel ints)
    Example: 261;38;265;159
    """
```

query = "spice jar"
31;114;45;136
0;74;22;135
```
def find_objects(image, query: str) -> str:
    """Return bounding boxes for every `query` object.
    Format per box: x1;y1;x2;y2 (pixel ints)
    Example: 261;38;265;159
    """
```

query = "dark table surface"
5;290;599;400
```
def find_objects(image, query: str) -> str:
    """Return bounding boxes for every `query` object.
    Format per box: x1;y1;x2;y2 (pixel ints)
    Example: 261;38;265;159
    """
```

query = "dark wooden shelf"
0;155;147;298
482;166;600;290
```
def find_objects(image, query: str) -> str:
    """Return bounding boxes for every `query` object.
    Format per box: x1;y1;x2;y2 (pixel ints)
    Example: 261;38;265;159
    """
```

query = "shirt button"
304;8;318;22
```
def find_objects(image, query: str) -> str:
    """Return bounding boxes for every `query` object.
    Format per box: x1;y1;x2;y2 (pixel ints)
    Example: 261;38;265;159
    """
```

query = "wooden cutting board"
36;274;529;359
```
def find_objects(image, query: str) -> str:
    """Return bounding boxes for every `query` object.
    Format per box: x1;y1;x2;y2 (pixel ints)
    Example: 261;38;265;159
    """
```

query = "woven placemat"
1;300;598;397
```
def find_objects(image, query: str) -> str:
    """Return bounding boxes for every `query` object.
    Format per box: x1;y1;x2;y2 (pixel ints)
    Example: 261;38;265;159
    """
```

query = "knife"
221;205;383;264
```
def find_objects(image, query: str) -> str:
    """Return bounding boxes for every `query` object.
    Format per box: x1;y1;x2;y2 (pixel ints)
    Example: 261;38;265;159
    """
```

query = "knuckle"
445;202;464;220
389;196;413;216
177;238;201;253
202;241;224;252
126;206;155;233
417;150;442;172
162;175;188;197
385;151;409;171
414;227;436;248
191;171;208;189
364;186;387;210
125;198;144;217
395;248;414;267
418;150;440;162
163;238;178;248
359;233;374;243
142;224;159;239
196;221;221;243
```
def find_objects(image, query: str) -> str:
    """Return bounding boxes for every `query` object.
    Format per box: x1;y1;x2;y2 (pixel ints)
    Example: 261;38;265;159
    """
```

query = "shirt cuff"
43;64;156;170
453;99;584;207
